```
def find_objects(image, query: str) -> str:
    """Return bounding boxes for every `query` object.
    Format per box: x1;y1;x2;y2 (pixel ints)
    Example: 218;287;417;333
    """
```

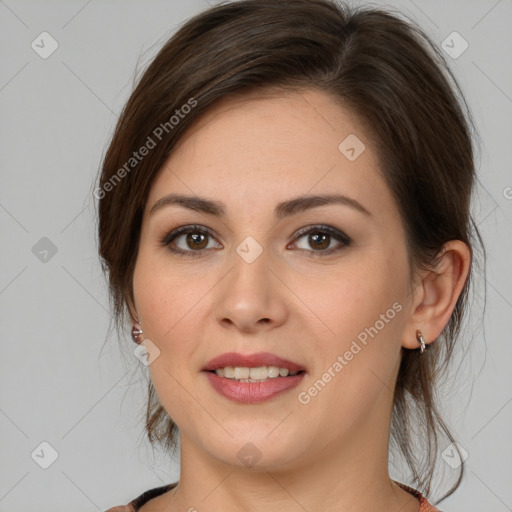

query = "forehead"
146;88;391;221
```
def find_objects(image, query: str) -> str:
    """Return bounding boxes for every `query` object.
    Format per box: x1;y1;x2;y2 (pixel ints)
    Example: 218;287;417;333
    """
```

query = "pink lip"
202;351;305;372
202;352;306;403
204;371;305;403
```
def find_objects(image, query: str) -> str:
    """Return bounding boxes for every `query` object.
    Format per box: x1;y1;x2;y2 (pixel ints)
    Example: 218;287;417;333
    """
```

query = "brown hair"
97;0;484;502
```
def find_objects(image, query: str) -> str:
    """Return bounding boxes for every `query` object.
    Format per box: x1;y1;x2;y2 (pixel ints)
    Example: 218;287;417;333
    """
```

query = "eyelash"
159;224;352;259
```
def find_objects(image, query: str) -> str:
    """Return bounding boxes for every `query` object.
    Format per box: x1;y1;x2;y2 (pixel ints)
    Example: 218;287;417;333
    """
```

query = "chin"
203;430;310;471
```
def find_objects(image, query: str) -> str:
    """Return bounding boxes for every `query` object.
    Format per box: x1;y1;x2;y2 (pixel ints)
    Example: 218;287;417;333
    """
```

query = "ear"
401;240;471;350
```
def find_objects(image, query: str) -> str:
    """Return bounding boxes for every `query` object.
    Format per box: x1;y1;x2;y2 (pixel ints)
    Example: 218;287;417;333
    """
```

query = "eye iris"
187;232;208;250
309;233;329;250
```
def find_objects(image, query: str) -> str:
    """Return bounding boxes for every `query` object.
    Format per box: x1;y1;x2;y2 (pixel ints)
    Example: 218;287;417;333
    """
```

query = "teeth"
214;366;300;381
234;367;250;379
267;366;280;378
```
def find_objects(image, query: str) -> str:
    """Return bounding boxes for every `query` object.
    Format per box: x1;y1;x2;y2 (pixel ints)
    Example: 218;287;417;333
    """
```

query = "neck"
168;403;419;512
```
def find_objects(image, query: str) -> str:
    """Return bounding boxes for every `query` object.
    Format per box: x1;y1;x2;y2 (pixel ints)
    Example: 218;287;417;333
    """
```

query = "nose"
214;247;288;334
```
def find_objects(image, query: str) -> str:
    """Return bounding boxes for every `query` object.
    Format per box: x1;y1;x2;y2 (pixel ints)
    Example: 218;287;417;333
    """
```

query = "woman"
99;0;482;510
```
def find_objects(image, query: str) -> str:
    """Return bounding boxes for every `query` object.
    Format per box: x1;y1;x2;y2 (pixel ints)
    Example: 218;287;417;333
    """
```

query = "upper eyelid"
162;223;350;247
162;224;217;244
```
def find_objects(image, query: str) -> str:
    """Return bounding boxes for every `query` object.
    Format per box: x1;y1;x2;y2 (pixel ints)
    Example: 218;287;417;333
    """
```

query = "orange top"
104;481;441;511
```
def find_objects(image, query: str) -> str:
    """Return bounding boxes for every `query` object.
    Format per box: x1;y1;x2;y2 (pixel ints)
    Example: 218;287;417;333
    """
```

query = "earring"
131;322;143;344
416;329;427;354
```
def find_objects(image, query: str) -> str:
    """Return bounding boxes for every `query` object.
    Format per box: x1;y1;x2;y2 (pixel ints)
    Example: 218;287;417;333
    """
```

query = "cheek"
302;252;408;400
133;236;409;360
132;252;207;420
295;266;406;438
132;247;196;356
308;254;407;347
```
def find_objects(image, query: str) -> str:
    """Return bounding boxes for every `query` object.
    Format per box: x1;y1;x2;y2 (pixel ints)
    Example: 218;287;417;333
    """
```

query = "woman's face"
133;88;415;469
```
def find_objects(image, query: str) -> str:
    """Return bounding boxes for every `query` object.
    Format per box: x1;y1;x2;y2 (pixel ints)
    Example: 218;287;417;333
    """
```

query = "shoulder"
104;506;135;512
104;482;178;512
419;495;443;512
395;482;443;512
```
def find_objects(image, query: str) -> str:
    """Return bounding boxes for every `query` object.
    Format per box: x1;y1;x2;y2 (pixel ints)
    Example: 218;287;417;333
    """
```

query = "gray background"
0;0;511;510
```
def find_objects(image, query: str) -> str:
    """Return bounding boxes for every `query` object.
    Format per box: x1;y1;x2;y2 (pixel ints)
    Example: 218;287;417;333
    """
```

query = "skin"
130;88;471;512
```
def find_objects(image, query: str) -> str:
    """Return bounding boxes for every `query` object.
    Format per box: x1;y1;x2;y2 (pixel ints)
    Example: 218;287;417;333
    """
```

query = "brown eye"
307;232;331;251
184;232;209;250
291;225;352;257
161;224;351;259
161;225;221;257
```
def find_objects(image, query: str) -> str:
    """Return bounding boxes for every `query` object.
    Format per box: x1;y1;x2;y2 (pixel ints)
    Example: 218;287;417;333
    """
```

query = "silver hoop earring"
416;329;427;354
131;322;143;345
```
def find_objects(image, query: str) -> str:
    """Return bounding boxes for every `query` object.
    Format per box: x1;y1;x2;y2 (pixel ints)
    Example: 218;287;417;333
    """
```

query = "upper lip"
202;352;306;372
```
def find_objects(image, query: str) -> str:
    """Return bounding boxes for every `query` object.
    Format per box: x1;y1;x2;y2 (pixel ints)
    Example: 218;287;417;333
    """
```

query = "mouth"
206;366;305;382
202;352;306;403
202;351;306;373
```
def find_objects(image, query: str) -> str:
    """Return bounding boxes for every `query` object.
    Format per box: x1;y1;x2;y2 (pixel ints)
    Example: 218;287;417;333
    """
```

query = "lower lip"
204;371;305;403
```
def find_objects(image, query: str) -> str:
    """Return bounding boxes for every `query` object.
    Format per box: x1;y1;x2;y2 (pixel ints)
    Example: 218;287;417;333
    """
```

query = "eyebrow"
149;192;371;218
